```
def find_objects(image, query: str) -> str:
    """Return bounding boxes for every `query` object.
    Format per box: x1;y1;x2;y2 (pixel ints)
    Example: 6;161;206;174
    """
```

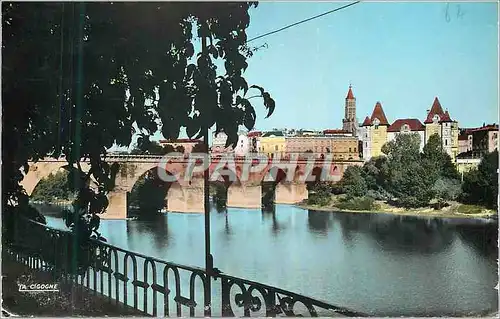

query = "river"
34;203;498;317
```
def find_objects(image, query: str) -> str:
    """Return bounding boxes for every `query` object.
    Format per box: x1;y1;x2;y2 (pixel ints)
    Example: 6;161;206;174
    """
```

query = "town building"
423;97;459;161
159;139;202;154
387;119;426;151
234;131;250;156
455;124;498;173
456;152;482;177
458;129;471;154
360;102;390;161
465;124;499;155
342;85;358;136
259;130;286;157
285;130;359;160
211;130;250;155
359;96;461;162
247;131;262;153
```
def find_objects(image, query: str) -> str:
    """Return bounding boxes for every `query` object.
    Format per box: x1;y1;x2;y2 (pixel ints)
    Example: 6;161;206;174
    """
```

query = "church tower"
343;85;357;135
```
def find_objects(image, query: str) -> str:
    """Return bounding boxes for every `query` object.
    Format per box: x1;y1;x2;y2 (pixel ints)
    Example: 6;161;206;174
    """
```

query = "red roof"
247;131;262;137
346;85;355;100
323;129;349;134
368;102;389;126
469;124;499;133
362;116;372;126
387;119;425;132
441;110;452;122
458;134;469;141
424;97;453;123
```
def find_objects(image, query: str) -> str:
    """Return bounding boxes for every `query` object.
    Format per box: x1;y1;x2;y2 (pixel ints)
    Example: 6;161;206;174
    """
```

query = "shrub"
457;204;484;215
336;196;378;211
307;193;331;206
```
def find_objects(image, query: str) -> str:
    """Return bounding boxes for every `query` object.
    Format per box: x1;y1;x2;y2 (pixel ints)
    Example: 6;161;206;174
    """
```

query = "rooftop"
363;102;390;126
424;97;454;123
387;119;425;132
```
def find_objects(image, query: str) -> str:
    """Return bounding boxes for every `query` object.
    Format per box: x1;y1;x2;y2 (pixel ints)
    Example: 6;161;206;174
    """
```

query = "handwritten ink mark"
445;3;464;23
445;3;451;23
456;5;464;20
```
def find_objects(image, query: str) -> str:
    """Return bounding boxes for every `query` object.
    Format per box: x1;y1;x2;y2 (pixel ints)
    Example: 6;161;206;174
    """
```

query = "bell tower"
342;84;357;134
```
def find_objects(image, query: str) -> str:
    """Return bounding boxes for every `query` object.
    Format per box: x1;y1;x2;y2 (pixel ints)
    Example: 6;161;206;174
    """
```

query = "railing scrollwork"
5;217;365;317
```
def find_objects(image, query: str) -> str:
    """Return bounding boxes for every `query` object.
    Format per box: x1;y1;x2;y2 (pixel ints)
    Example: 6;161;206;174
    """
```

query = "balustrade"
5;217;364;317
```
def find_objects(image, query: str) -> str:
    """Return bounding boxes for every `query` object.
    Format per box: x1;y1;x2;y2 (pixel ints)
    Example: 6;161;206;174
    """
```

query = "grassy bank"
298;195;497;219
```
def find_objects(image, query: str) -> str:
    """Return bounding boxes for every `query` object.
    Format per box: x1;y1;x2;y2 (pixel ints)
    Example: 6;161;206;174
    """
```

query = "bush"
336;196;378;211
457;204;484;215
432;177;462;206
307;192;331;206
341;166;368;199
366;188;391;201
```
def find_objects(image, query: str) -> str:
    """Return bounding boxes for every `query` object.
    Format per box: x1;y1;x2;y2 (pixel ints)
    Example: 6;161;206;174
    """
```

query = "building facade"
458;130;470;154
234;131;250;156
387;119;426;151
360;102;390;161
423;97;459;161
456;154;482;176
247;131;262;153
285;131;359;160
211;130;250;155
211;131;232;154
259;130;286;157
467;124;499;154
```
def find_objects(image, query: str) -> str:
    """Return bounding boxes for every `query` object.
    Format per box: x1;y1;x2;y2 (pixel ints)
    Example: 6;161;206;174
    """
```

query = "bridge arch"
210;164;241;209
23;161;92;196
127;165;191;216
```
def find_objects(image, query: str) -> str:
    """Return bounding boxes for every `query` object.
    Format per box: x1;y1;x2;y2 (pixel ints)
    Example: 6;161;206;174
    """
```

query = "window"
275;145;278;151
349;147;352;152
354;147;357;153
445;140;448;146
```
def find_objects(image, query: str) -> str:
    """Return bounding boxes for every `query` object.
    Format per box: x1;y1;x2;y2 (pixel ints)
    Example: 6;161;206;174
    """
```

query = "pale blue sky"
243;1;498;131
122;1;498;149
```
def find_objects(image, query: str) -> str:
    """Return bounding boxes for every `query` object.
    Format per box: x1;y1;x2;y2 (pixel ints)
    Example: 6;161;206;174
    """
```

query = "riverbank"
297;197;497;220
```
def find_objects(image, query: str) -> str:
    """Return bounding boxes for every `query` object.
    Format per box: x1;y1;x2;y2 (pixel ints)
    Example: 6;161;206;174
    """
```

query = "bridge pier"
102;191;128;219
275;183;308;204
167;183;204;213
227;183;262;209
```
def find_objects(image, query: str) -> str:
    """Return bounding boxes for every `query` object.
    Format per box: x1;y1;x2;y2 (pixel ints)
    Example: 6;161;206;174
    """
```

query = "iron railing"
5;217;365;317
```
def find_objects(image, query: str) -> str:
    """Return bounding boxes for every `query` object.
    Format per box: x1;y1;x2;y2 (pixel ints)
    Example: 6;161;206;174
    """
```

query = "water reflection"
455;222;498;258
262;205;284;236
35;203;498;316
127;214;170;251
307;210;332;235
331;213;456;254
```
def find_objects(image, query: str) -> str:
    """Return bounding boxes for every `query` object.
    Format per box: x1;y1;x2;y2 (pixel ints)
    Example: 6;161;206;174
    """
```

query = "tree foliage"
336;133;462;208
32;170;75;202
3;2;275;241
432;177;462;208
421;133;460;181
128;171;169;217
341;166;367;199
461;151;498;208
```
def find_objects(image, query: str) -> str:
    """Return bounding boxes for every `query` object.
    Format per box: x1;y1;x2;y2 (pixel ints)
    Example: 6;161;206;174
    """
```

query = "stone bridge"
22;154;363;219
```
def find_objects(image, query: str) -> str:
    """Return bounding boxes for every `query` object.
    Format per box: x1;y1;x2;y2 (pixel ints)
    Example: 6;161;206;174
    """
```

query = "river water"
35;203;498;317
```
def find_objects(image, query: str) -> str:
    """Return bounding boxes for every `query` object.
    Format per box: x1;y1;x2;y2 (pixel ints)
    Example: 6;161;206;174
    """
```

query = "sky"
242;1;498;131
120;1;498;150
